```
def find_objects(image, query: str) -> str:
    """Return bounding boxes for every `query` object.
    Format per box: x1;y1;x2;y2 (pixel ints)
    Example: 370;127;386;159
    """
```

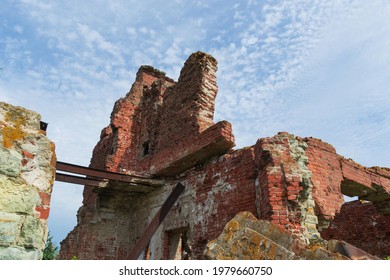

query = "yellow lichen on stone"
204;211;351;260
267;242;278;259
0;102;55;260
244;227;261;245
2;111;27;148
5;111;27;125
224;219;239;242
2;126;25;148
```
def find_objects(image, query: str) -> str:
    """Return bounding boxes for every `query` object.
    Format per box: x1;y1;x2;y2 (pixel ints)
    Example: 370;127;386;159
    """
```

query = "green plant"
42;231;59;260
385;256;390;260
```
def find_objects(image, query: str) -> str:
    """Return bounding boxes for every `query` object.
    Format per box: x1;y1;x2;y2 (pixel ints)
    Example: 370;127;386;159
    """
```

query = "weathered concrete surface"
0;102;56;259
59;52;390;260
204;212;348;260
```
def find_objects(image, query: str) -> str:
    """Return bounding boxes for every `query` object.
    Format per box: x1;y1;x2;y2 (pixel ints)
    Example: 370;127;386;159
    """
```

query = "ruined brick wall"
339;159;390;215
321;201;390;258
254;133;345;243
60;147;256;260
59;52;390;260
91;66;174;174
156;52;218;149
305;137;344;230
254;133;318;243
253;132;389;248
0;102;56;259
164;147;257;259
59;53;245;260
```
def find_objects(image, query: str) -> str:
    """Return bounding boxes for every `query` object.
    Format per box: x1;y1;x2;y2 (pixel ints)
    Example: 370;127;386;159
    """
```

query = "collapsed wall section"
0;102;56;259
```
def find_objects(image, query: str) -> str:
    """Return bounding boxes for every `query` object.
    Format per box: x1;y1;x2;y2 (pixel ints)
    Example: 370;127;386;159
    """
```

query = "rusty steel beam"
127;182;185;260
55;173;104;187
56;161;164;187
56;161;144;180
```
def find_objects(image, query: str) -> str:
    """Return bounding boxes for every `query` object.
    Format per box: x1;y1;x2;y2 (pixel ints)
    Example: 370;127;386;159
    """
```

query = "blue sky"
1;0;389;246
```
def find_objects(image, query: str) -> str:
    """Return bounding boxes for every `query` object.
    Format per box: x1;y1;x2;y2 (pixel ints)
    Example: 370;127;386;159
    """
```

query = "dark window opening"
40;121;48;131
142;141;150;156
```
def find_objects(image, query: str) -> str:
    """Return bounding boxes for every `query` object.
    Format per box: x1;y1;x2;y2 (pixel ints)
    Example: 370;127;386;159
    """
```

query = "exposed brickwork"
321;201;390;258
59;52;390;260
254;133;330;243
184;147;257;258
305;137;344;229
340;158;390;215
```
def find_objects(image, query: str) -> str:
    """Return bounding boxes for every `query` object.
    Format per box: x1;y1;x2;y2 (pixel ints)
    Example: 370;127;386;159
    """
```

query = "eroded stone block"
0;212;21;245
0;102;55;259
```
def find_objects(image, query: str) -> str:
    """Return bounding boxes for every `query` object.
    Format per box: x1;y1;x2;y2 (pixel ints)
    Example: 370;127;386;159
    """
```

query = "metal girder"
55;173;104;187
55;161;164;187
127;182;185;260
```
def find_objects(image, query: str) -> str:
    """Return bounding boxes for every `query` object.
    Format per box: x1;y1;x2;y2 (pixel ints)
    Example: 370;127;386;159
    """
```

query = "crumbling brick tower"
59;52;390;259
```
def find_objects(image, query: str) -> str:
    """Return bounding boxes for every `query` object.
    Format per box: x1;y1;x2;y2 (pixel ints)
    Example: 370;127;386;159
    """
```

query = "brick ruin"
59;52;390;260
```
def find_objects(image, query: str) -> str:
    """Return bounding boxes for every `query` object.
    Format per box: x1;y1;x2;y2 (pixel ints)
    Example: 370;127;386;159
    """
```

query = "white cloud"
126;27;137;37
14;25;24;33
20;0;51;10
77;23;124;63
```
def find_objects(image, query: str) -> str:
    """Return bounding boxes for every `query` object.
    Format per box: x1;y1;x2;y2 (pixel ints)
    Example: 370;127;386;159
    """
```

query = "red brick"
22;150;34;159
39;192;51;206
36;206;50;220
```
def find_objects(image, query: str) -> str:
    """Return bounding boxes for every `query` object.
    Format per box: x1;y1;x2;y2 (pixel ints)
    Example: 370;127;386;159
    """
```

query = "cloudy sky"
1;0;389;246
